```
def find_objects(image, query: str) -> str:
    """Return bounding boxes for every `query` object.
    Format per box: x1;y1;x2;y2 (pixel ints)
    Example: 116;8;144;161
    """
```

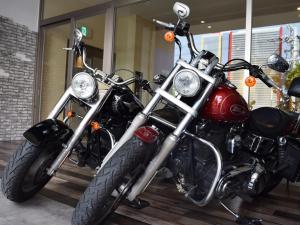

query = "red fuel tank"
201;85;249;122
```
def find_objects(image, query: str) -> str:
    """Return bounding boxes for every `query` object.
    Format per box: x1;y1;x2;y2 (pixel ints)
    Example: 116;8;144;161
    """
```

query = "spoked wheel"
72;136;156;225
1;140;63;202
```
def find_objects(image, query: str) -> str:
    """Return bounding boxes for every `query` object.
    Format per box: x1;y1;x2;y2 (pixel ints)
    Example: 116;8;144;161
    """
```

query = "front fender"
23;119;73;146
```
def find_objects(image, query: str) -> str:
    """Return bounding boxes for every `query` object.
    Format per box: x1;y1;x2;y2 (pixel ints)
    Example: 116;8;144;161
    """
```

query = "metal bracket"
156;88;198;117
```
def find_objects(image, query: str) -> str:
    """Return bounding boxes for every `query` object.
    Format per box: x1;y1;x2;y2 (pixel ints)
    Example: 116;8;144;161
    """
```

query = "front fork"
46;87;108;176
101;59;219;203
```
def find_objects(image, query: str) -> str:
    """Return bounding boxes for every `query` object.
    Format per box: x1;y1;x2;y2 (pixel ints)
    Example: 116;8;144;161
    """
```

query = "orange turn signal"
245;76;256;87
91;121;101;131
164;31;175;43
67;111;75;118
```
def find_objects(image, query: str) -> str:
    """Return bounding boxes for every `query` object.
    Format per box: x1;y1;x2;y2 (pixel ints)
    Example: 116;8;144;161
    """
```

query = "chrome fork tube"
174;82;214;136
127;133;178;201
127;82;215;201
99;112;148;169
47;87;72;119
99;64;182;170
47;93;105;176
142;64;181;114
149;115;222;206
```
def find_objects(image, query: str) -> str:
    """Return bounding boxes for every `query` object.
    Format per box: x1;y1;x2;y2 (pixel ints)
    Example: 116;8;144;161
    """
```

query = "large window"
41;23;70;119
40;14;106;120
40;0;300;111
114;0;246;103
250;0;300;109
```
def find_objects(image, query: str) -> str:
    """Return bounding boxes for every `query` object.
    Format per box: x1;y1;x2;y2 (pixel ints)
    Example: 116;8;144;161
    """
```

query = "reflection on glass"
41;23;70;120
70;14;106;129
74;14;106;73
251;0;300;109
114;0;246;104
43;0;110;19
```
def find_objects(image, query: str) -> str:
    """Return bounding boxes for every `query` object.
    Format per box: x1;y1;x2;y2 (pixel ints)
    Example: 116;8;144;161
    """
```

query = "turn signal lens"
67;111;75;118
164;31;175;42
91;121;101;131
245;76;256;87
75;55;84;68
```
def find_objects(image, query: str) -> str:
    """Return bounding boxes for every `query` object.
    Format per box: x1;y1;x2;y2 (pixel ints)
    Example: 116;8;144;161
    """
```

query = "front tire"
1;140;62;202
72;136;154;225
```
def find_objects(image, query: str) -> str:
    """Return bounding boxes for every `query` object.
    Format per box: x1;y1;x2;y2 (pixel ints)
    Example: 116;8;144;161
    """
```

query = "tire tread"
72;137;149;225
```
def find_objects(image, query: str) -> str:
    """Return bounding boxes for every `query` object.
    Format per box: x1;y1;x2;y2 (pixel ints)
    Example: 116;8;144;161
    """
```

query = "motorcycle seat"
248;107;297;139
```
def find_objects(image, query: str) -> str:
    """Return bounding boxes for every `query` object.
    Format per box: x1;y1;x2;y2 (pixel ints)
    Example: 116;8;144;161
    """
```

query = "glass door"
39;13;106;121
40;22;72;120
69;14;107;128
73;14;106;73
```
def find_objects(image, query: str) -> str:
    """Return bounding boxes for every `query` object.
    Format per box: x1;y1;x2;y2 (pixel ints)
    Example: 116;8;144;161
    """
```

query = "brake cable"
175;37;182;60
222;58;252;71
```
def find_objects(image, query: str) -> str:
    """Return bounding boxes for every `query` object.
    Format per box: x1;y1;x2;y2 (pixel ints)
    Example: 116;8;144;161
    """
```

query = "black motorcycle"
71;3;300;225
1;28;152;202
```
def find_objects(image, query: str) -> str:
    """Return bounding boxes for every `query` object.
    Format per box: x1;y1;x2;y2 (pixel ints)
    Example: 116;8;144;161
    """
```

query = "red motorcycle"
71;3;300;225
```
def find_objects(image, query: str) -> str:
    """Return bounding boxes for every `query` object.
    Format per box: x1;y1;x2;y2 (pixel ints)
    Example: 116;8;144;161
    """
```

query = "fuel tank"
202;84;249;122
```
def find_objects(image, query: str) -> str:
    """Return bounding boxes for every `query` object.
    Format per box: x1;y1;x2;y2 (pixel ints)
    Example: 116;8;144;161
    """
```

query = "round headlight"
71;72;96;99
173;69;201;97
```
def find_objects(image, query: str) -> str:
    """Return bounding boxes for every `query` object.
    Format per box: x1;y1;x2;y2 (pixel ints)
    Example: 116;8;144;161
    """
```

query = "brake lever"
139;80;154;95
153;19;175;30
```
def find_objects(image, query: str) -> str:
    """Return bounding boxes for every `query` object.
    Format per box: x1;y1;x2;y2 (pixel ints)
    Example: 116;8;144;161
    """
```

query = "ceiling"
118;0;300;25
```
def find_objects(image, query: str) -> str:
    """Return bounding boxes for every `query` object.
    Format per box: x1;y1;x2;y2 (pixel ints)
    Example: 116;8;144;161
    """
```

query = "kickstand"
124;198;150;209
219;201;263;225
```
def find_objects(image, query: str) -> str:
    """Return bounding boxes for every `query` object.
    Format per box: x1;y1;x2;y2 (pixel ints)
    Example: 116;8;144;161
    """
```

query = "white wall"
0;0;40;31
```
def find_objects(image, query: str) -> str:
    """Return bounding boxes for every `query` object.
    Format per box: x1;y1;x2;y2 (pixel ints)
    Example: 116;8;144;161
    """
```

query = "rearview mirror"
173;2;190;20
267;54;289;73
74;28;83;44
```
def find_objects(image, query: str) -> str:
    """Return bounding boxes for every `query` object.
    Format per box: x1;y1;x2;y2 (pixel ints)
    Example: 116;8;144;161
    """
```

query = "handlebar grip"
153;19;175;30
262;74;283;90
259;75;273;88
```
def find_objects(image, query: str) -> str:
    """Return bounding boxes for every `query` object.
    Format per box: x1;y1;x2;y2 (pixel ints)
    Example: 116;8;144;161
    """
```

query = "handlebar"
94;70;154;95
153;19;175;30
82;47;96;73
258;69;289;99
68;30;154;95
219;60;289;98
81;45;141;87
153;10;289;101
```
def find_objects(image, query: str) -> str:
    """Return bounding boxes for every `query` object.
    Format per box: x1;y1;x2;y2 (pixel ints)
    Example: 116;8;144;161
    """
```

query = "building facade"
0;0;39;140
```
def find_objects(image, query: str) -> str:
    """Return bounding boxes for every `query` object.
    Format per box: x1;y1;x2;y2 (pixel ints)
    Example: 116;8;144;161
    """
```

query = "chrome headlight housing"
71;72;97;99
173;69;201;97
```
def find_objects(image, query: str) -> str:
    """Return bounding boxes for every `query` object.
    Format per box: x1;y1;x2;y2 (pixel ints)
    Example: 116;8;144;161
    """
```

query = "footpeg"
68;157;79;165
124;198;150;209
219;201;263;225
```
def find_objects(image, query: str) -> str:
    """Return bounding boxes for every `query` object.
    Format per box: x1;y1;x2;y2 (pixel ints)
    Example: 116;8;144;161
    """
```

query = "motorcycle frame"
101;56;223;205
46;86;113;176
